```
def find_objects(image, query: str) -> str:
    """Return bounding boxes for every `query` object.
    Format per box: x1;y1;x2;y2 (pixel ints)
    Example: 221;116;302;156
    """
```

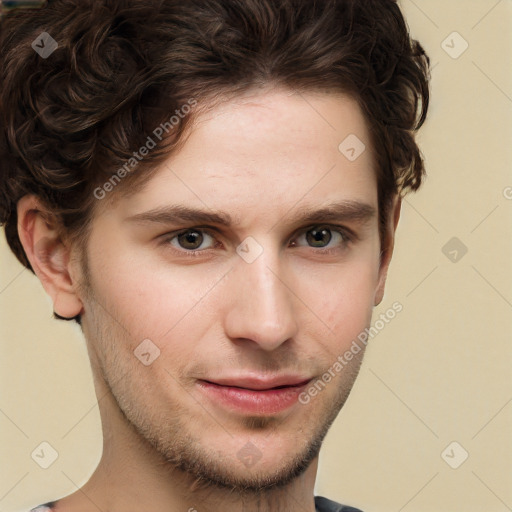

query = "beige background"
1;1;511;511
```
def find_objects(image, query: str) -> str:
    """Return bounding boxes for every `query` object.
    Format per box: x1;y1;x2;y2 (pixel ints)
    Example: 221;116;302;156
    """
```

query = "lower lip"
198;380;310;415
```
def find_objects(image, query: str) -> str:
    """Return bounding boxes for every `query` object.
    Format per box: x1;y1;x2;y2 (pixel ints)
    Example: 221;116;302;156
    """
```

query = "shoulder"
315;495;365;512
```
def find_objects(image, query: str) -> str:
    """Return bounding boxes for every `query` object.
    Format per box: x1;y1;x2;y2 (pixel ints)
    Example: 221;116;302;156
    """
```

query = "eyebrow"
125;200;377;229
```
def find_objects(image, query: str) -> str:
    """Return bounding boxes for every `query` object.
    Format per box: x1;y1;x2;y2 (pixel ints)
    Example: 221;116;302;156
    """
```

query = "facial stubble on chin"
97;340;362;496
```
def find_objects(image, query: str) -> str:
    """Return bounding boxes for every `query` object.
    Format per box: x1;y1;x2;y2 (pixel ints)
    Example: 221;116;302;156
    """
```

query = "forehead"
102;88;377;224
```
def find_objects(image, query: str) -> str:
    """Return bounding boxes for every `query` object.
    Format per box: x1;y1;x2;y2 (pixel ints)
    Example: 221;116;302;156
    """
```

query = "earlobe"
17;195;84;319
374;195;402;307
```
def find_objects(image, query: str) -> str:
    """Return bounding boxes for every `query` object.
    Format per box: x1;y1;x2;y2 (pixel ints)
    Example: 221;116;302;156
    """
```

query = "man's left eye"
294;226;348;249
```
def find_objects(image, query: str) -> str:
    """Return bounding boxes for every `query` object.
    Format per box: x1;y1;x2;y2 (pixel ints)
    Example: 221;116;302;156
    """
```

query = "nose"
223;242;299;351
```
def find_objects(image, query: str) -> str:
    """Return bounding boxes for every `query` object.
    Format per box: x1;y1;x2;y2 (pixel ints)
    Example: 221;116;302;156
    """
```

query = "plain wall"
1;1;511;511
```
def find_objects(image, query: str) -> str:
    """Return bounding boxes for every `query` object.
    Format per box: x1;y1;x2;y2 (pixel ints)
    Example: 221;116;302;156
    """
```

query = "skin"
18;87;400;512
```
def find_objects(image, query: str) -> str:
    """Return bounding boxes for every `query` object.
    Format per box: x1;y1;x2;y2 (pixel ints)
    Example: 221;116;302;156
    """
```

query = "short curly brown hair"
0;0;430;302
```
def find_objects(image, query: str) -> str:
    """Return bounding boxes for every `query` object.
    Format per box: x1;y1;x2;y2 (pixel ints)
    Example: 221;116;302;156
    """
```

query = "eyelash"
160;225;356;259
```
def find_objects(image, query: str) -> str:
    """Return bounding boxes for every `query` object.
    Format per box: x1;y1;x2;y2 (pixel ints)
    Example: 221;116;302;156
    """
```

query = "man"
0;0;430;510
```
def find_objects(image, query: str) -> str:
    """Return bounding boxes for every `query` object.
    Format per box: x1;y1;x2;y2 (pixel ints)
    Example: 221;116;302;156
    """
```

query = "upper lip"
201;375;313;390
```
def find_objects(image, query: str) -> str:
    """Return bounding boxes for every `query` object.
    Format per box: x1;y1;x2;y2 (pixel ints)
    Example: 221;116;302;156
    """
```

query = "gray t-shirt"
30;496;364;511
315;496;364;511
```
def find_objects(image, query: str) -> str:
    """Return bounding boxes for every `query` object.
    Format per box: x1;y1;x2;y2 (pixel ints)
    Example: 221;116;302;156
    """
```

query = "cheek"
88;246;224;345
300;259;378;347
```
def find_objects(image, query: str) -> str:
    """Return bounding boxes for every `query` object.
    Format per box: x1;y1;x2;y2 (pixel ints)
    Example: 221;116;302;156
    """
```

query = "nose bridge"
223;238;298;351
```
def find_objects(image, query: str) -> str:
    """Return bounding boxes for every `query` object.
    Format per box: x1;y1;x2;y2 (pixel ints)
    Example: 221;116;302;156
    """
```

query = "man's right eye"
161;228;220;254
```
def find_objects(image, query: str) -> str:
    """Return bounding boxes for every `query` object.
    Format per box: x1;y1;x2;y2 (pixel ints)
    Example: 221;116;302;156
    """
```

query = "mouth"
197;376;313;415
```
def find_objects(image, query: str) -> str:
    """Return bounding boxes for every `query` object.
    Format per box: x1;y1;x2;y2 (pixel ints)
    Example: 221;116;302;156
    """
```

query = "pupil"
179;230;203;249
307;227;331;247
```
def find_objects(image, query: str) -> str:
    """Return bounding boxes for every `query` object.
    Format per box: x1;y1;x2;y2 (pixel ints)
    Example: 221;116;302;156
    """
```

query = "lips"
197;375;313;415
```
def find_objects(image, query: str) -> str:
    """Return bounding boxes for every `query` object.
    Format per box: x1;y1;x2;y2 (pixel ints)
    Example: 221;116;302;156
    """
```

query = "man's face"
77;88;390;490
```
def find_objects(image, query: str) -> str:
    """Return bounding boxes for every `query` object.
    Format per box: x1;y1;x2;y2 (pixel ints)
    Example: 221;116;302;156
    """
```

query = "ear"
374;195;401;307
17;194;84;319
